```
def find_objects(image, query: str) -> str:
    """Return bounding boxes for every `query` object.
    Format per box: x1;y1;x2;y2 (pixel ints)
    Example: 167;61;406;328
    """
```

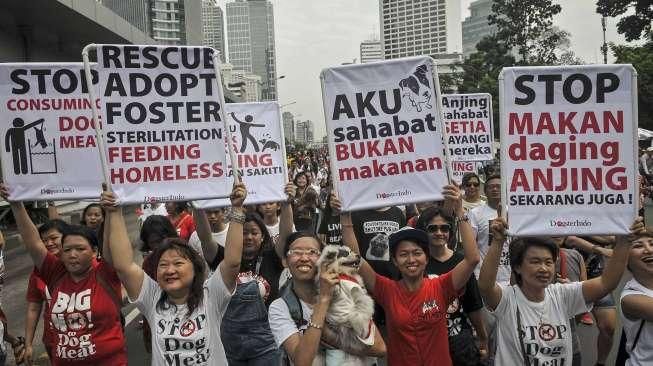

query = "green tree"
488;0;563;64
597;0;652;41
611;41;653;129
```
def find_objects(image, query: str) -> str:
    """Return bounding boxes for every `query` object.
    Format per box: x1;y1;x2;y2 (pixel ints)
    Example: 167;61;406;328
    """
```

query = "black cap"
388;227;430;257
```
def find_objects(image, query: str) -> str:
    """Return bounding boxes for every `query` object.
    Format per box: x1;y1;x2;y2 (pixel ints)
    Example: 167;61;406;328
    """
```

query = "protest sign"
451;161;483;185
194;102;287;209
500;65;638;236
321;56;448;211
0;63;104;200
93;45;230;204
442;93;493;161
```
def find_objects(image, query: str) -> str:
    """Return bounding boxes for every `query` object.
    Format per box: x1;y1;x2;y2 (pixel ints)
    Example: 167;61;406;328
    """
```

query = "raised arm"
445;184;481;291
566;236;613;257
219;183;247;293
101;189;144;300
332;193;376;293
192;208;220;264
582;218;642;302
47;201;60;220
478;217;508;311
277;183;296;260
1;184;47;268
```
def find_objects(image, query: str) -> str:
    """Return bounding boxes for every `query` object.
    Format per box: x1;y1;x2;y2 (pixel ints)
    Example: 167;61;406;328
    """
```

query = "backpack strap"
630;320;646;353
94;268;125;329
280;281;304;329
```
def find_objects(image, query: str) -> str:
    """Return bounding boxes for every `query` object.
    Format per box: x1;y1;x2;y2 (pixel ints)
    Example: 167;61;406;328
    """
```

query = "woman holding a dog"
338;183;481;366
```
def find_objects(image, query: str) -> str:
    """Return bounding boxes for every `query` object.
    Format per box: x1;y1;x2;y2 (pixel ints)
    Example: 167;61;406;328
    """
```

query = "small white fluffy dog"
317;245;376;365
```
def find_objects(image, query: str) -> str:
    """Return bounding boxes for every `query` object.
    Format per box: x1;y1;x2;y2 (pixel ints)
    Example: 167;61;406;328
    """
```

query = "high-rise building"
462;0;496;57
379;0;461;59
150;0;202;45
282;111;295;144
202;0;226;61
101;0;150;35
360;39;383;63
227;0;278;101
295;120;314;144
220;63;262;102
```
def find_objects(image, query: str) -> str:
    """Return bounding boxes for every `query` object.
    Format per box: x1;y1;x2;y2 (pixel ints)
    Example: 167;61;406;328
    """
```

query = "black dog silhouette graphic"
398;64;432;112
259;133;280;152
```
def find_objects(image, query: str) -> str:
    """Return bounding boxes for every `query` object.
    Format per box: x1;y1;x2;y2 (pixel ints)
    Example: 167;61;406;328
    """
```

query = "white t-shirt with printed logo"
469;204;511;284
492;282;591;366
132;267;234;366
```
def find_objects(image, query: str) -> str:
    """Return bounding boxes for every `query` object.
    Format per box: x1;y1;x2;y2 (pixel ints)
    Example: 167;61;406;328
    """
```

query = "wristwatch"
457;213;470;223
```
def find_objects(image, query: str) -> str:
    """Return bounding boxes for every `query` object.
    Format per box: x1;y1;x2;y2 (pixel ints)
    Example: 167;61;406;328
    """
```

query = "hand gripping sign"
84;44;233;204
442;93;494;162
0;63;104;201
193;102;288;209
321;56;450;212
500;65;638;235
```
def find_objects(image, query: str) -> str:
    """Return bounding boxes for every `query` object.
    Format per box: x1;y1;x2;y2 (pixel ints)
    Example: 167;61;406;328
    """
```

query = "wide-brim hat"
389;227;430;257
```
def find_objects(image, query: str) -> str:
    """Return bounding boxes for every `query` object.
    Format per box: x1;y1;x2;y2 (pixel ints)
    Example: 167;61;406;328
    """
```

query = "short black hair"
38;219;69;237
140;215;178;252
61;224;99;249
509;237;559;285
283;231;322;256
484;174;501;193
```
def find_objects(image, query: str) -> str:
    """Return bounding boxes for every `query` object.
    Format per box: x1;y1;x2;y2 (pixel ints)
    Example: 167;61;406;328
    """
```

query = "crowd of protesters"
0;148;650;366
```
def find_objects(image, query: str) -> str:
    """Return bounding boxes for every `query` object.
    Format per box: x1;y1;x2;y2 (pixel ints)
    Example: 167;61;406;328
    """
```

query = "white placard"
194;102;287;209
500;65;638;235
95;45;230;205
442;93;493;161
321;56;448;212
451;161;483;185
0;63;104;200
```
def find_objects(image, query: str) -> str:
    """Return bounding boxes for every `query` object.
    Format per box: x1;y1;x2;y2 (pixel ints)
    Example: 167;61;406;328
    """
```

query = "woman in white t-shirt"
479;216;643;366
620;228;653;365
102;183;247;366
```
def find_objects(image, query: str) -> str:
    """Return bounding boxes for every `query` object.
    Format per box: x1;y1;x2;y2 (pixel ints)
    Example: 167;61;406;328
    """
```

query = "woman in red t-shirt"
2;185;127;366
166;201;195;241
337;184;480;366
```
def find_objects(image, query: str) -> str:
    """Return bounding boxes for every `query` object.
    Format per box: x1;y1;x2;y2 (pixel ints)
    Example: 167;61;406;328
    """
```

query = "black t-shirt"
425;251;484;337
318;206;342;246
351;207;406;279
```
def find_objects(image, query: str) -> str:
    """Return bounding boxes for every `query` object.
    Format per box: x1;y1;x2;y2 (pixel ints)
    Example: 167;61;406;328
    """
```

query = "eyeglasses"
465;182;480;187
426;224;452;233
287;248;321;258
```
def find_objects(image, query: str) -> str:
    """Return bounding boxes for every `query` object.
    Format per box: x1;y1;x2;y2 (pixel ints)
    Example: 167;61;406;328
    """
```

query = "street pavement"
2;204;652;365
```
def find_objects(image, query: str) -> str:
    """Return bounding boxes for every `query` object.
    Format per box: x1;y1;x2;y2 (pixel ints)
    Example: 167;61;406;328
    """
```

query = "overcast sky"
218;0;635;141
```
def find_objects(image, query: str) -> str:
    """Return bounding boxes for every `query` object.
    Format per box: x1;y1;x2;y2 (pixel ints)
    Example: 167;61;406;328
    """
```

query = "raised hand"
230;182;247;208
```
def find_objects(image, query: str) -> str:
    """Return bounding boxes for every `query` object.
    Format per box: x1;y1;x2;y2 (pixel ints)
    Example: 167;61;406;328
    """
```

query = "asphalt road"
2;204;651;365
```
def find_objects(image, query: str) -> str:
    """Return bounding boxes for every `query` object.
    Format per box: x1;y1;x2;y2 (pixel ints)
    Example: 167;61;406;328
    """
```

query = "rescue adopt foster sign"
95;45;230;204
322;56;448;211
500;65;638;235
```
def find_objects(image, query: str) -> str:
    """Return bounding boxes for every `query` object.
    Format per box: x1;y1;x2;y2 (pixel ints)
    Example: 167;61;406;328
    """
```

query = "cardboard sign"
442;93;493;161
321;56;448;211
194;102;287;209
0;63;104;200
95;45;230;204
500;65;638;235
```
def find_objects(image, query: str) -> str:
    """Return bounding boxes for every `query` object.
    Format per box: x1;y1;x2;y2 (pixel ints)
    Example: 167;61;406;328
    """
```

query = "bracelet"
227;209;246;224
307;319;323;330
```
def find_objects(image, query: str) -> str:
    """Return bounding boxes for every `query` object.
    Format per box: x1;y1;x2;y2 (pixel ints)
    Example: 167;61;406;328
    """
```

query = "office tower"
360;39;383;63
101;0;150;34
150;0;201;45
379;0;461;59
282;111;295;144
202;0;226;60
462;0;496;57
227;0;278;100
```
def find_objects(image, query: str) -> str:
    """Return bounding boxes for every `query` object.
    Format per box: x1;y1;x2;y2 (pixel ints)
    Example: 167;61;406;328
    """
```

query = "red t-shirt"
26;270;53;349
169;212;195;241
373;272;459;366
37;253;127;365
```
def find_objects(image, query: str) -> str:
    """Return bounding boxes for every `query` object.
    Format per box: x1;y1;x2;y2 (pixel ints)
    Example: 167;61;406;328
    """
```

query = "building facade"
101;0;150;35
220;63;262;102
295;120;313;144
202;0;226;61
379;0;461;59
282;111;295;144
227;0;278;100
360;39;383;63
462;0;496;57
150;0;201;45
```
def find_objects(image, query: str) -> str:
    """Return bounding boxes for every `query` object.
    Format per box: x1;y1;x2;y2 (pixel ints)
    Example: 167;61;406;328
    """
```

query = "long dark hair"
80;203;105;227
245;212;273;254
151;238;206;318
415;206;456;247
140;215;178;252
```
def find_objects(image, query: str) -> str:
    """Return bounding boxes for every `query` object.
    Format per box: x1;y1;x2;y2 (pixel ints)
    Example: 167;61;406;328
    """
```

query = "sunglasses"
465;182;480;187
426;224;452;233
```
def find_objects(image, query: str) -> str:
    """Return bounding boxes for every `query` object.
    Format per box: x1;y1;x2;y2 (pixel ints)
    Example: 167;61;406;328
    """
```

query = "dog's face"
317;245;361;277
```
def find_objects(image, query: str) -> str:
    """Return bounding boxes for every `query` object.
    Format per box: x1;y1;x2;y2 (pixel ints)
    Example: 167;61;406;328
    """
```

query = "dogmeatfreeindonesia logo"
549;219;592;228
